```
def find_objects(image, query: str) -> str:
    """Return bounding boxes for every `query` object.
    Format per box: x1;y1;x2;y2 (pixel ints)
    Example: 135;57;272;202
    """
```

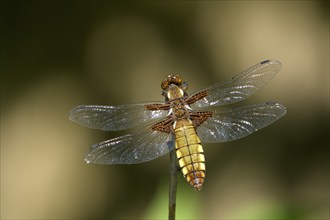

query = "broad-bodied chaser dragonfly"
69;59;286;190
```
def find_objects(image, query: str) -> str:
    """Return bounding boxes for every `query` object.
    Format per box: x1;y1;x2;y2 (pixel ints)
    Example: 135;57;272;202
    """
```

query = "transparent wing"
190;60;282;108
85;125;175;164
196;102;286;143
69;102;169;131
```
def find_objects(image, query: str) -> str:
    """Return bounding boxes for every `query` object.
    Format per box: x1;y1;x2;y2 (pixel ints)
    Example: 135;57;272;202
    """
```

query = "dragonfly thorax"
167;84;185;100
169;99;190;119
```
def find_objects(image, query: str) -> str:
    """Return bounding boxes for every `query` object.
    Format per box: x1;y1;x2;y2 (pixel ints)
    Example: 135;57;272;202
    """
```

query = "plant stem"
168;149;178;220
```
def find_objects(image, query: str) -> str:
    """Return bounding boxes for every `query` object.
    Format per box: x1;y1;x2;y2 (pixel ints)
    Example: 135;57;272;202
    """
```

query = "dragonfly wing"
85;124;175;164
68;102;169;131
190;60;282;108
196;102;286;143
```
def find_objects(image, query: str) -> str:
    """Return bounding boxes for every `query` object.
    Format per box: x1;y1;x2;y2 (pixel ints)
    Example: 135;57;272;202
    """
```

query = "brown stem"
168;149;178;220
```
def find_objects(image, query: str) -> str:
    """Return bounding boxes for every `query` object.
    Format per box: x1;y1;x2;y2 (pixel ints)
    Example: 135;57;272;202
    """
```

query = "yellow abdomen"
174;119;205;190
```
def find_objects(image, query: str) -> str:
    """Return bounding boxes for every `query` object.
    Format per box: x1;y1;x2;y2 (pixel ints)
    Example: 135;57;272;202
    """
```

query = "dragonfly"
69;59;286;191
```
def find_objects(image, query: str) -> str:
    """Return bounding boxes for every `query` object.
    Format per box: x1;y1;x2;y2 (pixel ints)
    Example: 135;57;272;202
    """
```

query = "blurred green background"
1;1;329;220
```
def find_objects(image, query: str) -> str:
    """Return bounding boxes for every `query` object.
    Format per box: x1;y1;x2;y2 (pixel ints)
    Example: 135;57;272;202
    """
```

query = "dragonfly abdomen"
174;119;205;191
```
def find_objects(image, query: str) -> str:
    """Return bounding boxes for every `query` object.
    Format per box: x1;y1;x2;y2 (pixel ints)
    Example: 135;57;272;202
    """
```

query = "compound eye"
173;75;182;84
161;80;169;89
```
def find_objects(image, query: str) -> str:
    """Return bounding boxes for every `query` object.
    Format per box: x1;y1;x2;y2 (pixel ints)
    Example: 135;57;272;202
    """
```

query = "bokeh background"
1;1;329;219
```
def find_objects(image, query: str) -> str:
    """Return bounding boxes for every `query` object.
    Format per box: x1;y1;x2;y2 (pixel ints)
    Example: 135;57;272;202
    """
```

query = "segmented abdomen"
174;119;205;190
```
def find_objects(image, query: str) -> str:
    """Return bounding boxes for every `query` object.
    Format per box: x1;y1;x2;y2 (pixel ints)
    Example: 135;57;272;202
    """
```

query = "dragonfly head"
161;74;188;90
161;74;188;99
